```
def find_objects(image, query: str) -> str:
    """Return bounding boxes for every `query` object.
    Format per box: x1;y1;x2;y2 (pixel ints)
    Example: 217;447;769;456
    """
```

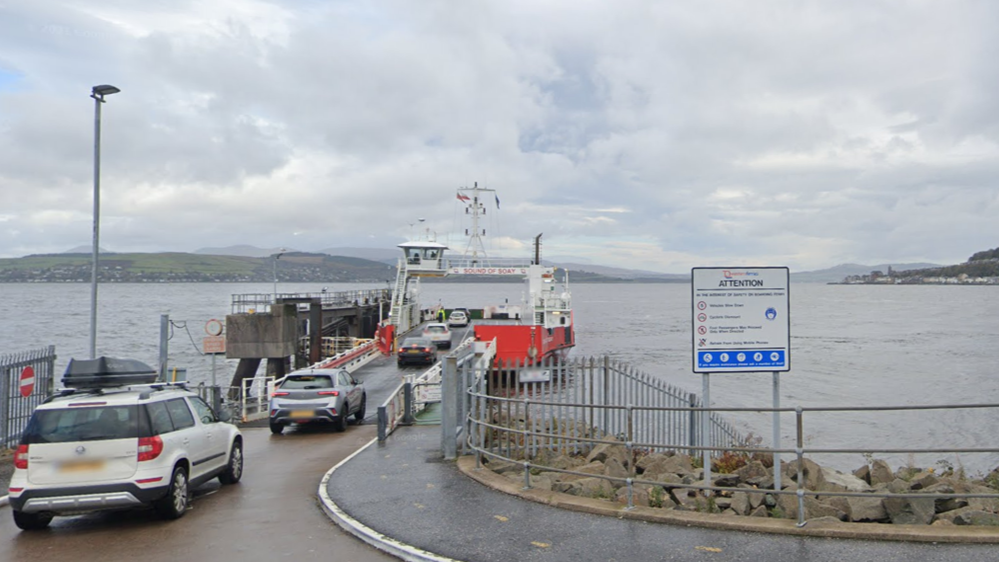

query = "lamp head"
91;85;121;98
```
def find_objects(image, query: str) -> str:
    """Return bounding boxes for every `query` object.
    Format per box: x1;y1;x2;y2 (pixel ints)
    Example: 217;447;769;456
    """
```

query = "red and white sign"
203;336;226;354
19;366;35;397
205;319;224;336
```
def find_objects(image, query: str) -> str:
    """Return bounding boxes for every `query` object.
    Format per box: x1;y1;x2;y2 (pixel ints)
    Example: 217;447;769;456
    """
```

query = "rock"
818;467;872;493
744;488;766;510
550;454;583;471
883;496;935;525
486;458;521;475
828;496;851;518
934;506;978;524
735;461;769;482
554;481;580;494
576;477;616;499
932;518;955;526
603;457;630;479
529;474;555;491
713;474;740;488
921;483;966;513
646;472;682;486
853;464;871;484
908;470;939;491
671;489;702;511
749;505;769;517
637;452;692;476
778;494;847;521
846;496;888;523
729;492;750;515
713;497;733;511
562;461;606;482
746;475;775;489
965;484;999;513
764;494;777;509
648;485;676;509
615;484;654;508
870;459;894;485
586;441;630;468
887;479;911;494
954;511;999;526
786;458;826;491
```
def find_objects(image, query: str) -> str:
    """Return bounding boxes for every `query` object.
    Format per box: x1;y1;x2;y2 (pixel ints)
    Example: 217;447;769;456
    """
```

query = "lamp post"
89;84;120;359
273;248;287;302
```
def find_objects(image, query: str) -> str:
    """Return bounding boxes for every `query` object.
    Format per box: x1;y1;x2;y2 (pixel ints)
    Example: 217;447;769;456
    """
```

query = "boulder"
713;474;741;488
528;474;555;492
908;470;939;491
562;461;607;482
853;464;871;484
870;459;894;485
921;483;967;513
729;492;750;516
746;475;775;489
554;481;580;494
636;452;692;476
645;472;682;486
671;489;702;511
603;457;630;480
777;494;846;521
735;461;769;482
883;496;935;525
786;458;826;491
614;484;654;508
749;505;769;518
965;484;999;513
713;497;733;511
954;511;999;526
549;454;584;471
648;486;676;509
846;496;889;523
486;458;521;475
818;467;872;493
576;477;616;499
934;506;978;524
887;479;911;494
586;441;630;468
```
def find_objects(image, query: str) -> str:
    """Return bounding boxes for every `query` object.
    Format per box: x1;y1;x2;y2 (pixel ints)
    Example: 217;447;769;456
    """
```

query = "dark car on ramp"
397;337;437;367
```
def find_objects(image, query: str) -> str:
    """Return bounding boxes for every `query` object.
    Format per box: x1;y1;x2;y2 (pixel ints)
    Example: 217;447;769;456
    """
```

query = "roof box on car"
62;356;159;389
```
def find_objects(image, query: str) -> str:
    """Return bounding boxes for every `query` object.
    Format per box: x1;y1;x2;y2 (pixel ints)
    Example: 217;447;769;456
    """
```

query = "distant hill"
195;245;300;258
790;263;940;283
0;252;394;283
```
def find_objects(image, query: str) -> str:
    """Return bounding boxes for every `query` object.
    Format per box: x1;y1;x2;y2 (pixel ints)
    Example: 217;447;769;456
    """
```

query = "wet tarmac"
327;424;999;562
0;351;425;562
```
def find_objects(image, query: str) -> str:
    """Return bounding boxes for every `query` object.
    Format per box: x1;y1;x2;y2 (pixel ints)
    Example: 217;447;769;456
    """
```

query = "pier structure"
224;289;391;389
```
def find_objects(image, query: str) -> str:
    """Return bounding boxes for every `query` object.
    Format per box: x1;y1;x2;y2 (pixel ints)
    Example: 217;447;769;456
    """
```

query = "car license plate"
60;460;105;473
407;349;420;354
291;409;314;417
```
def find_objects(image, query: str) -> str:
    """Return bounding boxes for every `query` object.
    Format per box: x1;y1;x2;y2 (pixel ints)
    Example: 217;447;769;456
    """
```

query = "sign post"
204;319;226;413
692;266;790;494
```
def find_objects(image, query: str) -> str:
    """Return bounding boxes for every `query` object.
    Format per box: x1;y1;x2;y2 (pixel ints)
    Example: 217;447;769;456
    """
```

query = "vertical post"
377;405;387;441
688;393;697;457
403;380;415;425
602;356;609;437
89;94;103;360
702;372;711;496
158;314;169;382
441;353;458;459
795;406;805;527
772;371;781;493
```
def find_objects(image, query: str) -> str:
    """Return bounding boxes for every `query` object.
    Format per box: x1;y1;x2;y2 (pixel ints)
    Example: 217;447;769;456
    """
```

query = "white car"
447;310;469;328
422;323;452;348
8;358;243;530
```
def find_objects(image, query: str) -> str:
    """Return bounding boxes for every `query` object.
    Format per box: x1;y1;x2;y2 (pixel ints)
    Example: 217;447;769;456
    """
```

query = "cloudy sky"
1;1;997;273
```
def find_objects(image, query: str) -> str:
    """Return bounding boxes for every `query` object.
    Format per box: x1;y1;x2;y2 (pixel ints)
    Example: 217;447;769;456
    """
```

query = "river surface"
3;281;998;473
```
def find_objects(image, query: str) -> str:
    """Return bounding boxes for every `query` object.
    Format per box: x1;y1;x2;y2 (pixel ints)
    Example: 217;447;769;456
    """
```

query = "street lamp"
273;248;287;302
89;84;120;359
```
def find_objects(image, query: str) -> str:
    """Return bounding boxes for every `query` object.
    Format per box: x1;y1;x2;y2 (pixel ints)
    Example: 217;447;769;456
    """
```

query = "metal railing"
1;346;56;447
231;289;391;314
464;374;999;526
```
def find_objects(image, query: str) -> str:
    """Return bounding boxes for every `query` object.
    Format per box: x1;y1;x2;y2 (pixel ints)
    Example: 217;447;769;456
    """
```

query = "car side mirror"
217;409;232;423
351;377;359;385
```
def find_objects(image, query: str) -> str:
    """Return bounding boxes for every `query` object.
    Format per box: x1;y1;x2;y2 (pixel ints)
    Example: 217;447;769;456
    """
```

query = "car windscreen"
426;326;447;333
281;375;334;389
21;405;146;444
402;338;431;347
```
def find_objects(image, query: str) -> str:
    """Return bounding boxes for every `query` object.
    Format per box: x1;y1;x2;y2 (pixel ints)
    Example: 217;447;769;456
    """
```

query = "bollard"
523;462;532;490
795;406;806;527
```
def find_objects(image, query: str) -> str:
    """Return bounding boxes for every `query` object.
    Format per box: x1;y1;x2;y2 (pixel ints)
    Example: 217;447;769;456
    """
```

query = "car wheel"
336;405;349;432
12;510;52;531
154;465;189;520
269;420;284;435
354;396;366;423
218;439;243;485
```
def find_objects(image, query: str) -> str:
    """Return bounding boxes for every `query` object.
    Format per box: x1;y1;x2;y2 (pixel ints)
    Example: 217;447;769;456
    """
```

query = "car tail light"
423;347;433;353
137;436;164;462
272;391;290;397
328;408;338;416
14;445;28;469
317;390;339;396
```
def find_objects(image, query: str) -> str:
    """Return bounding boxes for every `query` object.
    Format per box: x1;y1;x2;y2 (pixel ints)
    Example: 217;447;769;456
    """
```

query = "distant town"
839;261;999;285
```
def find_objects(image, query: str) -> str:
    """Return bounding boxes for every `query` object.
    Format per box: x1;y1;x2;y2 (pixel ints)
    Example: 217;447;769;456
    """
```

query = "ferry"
380;183;574;365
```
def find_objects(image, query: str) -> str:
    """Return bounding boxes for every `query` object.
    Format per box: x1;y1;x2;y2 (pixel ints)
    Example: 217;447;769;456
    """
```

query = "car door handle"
182;438;190;445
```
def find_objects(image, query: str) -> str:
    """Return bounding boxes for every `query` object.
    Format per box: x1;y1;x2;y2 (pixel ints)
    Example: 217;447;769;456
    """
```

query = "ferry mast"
457;182;495;265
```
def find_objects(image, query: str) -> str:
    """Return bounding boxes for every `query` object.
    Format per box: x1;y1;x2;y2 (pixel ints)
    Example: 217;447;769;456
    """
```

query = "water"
3;281;998;473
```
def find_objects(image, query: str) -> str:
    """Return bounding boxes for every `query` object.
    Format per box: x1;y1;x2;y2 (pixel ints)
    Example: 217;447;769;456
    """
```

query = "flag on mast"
494;194;500;209
457;193;470;202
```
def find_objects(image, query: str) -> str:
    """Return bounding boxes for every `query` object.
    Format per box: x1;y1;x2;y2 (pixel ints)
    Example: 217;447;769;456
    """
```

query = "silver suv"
9;373;243;530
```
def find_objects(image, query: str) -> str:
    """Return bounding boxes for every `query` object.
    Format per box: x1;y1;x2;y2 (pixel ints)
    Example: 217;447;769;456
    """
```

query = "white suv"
8;382;243;530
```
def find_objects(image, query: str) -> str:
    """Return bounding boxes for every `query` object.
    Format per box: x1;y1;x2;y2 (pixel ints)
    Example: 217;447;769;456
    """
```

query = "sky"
1;1;998;273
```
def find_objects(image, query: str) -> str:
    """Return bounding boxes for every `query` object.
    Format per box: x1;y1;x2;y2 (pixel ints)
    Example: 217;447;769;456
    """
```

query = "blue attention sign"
697;350;786;370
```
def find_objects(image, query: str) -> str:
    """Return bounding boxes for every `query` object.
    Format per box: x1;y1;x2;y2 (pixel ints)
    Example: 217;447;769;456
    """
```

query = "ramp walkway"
321;424;999;562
